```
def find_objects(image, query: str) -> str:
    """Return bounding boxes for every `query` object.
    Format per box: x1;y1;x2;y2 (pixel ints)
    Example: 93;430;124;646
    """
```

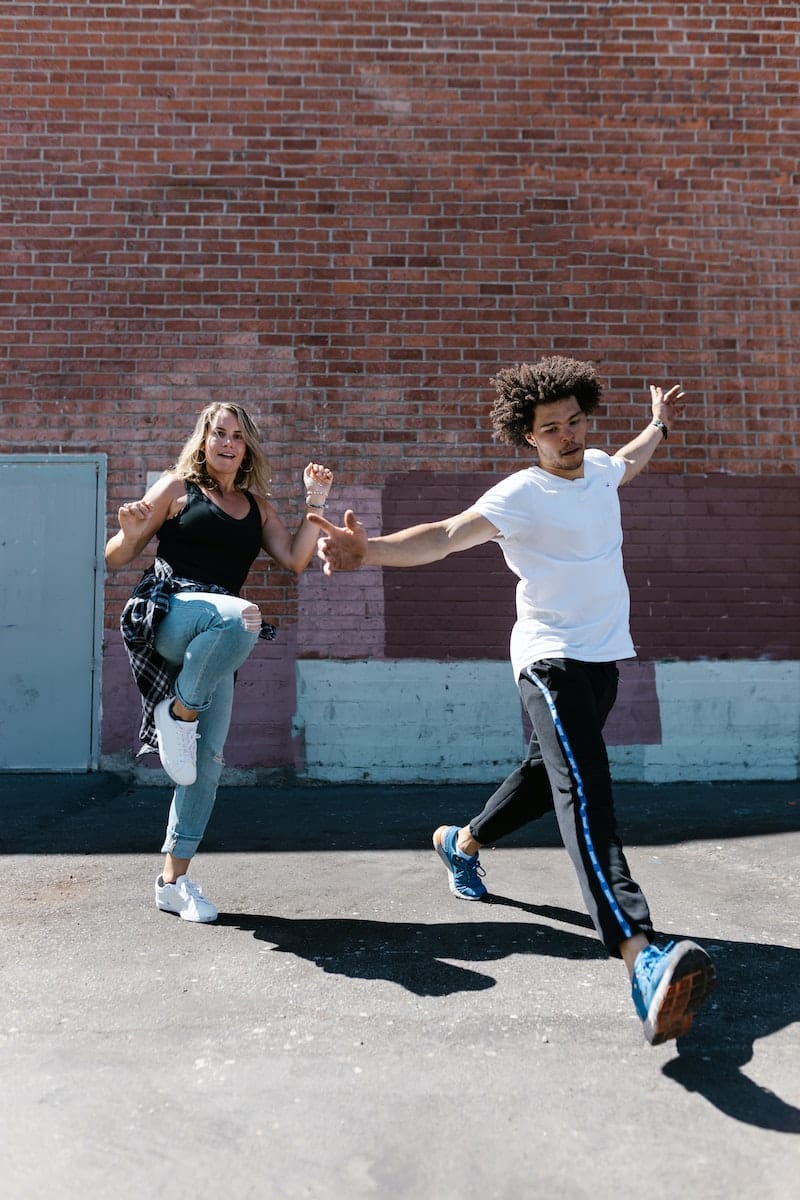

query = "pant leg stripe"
525;668;633;941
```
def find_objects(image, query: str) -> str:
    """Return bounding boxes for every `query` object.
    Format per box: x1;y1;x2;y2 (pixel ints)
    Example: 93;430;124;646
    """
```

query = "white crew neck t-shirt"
472;449;635;680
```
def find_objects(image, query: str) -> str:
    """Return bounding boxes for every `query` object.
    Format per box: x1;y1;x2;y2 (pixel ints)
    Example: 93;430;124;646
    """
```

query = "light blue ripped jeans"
153;592;260;859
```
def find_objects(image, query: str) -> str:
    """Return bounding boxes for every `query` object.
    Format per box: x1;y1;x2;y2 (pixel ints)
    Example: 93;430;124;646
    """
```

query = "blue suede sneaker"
433;825;487;900
631;940;716;1045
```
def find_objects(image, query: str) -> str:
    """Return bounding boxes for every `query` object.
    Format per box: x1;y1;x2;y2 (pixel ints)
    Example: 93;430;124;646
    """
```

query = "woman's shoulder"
246;490;273;523
146;469;187;496
140;470;185;504
144;471;194;523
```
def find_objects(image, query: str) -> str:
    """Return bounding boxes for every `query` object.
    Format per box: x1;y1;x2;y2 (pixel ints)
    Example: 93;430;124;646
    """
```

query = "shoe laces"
455;853;486;884
176;876;204;901
172;718;199;763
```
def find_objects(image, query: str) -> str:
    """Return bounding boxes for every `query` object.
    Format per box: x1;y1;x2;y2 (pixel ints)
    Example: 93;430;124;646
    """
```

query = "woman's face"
204;408;248;479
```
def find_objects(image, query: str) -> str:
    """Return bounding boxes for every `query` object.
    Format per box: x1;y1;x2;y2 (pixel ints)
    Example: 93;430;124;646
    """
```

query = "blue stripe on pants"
525;669;633;942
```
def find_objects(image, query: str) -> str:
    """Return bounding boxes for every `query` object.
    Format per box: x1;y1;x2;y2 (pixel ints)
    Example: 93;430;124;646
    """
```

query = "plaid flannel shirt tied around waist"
120;557;276;754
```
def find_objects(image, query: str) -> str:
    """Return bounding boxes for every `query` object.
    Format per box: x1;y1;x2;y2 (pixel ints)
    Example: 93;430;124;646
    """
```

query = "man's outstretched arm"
614;384;686;485
308;508;499;576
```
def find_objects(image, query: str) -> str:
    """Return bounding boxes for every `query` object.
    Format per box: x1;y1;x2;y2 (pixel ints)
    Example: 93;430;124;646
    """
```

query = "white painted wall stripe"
294;659;799;784
295;660;524;783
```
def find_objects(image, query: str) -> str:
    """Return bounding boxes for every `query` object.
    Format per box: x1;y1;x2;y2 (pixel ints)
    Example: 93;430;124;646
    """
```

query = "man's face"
525;396;589;479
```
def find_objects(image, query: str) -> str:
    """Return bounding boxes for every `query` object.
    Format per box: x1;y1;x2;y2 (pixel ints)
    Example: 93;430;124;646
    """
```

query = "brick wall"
1;3;798;774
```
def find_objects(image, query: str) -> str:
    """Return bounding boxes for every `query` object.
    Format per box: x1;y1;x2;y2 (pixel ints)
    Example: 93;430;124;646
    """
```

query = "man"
310;356;716;1045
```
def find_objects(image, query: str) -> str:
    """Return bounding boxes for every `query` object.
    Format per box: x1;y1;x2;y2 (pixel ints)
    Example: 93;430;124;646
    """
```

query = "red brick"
0;1;796;652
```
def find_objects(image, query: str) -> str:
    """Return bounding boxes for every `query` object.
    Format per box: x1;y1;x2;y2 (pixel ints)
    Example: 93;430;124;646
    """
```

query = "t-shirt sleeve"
472;473;532;538
606;452;627;489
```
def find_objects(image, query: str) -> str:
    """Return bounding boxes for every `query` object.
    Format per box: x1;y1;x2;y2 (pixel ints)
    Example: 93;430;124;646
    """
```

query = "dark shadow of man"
661;936;800;1134
219;902;799;1134
489;897;800;1133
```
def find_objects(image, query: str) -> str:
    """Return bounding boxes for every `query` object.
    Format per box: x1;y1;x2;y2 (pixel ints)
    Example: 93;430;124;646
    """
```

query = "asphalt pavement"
1;772;798;1199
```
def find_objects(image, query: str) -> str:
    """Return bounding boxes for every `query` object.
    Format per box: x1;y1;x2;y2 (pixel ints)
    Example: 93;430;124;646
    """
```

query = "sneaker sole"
643;943;717;1045
432;826;486;901
156;899;218;923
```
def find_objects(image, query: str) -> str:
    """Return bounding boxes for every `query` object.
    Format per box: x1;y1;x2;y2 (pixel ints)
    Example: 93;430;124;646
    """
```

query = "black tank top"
157;480;263;595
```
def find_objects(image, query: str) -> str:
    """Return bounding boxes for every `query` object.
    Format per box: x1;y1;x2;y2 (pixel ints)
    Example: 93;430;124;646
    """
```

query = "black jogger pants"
469;658;652;957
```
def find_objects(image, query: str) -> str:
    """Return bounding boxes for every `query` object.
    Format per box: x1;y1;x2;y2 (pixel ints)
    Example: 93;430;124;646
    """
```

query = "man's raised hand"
307;509;369;576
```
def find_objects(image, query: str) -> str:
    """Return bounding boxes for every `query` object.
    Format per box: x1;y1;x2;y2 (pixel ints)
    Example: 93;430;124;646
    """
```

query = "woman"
105;402;333;923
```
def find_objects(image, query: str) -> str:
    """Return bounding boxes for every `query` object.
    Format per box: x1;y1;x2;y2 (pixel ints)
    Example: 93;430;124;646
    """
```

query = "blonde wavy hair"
173;403;271;495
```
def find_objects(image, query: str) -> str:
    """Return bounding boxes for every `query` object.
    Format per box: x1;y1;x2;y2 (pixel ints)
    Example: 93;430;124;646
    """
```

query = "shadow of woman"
661;935;800;1133
215;910;605;998
216;910;799;1133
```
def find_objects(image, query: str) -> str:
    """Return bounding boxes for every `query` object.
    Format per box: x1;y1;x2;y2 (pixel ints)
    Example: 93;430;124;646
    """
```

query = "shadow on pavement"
3;772;797;1135
215;909;605;996
218;901;800;1135
0;775;797;854
220;907;800;1132
665;936;800;1134
488;895;800;1135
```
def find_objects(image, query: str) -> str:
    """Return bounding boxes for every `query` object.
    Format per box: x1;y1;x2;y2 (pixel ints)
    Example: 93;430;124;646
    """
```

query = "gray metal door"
0;455;106;770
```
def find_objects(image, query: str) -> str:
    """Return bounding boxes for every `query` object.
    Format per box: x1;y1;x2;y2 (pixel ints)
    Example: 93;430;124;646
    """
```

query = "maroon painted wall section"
382;473;515;660
381;471;800;663
623;474;800;661
604;661;662;747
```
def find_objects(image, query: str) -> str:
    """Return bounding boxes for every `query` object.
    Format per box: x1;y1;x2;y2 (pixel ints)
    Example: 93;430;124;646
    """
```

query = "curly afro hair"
490;356;602;447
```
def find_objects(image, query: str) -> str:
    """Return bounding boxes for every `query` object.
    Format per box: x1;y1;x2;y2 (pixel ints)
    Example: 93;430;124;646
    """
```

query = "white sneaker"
155;875;218;923
153;698;198;786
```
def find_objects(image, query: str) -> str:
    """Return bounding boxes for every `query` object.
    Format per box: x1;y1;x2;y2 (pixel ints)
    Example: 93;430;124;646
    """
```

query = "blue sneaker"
631;940;716;1045
433;825;487;900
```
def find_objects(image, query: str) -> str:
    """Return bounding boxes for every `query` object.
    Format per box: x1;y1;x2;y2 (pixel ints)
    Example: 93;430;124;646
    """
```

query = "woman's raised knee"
240;603;262;633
